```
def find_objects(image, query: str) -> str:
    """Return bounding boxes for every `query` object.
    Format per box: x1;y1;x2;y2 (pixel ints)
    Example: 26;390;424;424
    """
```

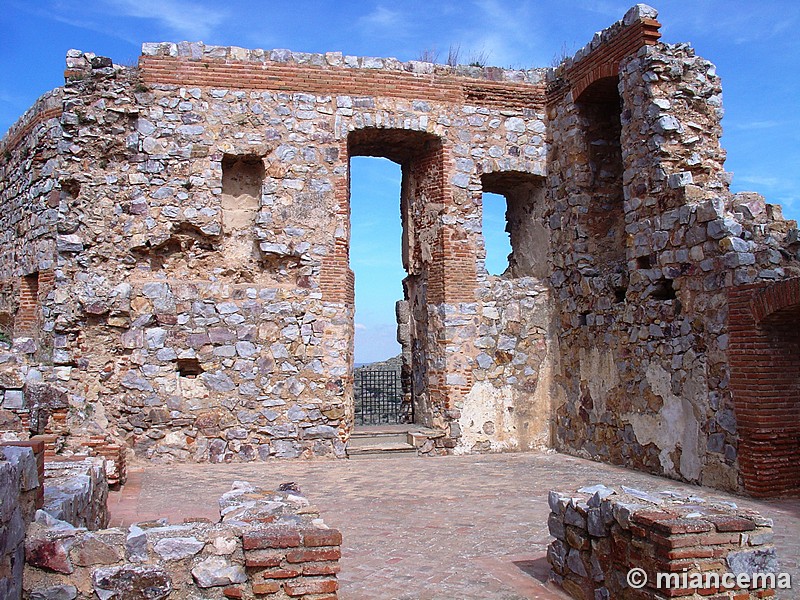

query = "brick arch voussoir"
573;63;619;102
751;277;800;325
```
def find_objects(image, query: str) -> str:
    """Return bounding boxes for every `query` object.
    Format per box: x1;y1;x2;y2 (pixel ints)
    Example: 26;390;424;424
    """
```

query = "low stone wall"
0;445;40;600
547;485;779;599
24;482;341;599
42;458;109;531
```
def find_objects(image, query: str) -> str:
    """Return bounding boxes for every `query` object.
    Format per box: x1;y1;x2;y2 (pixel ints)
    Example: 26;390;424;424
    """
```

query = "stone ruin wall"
546;7;800;496
0;29;556;464
0;5;798;496
0;441;342;600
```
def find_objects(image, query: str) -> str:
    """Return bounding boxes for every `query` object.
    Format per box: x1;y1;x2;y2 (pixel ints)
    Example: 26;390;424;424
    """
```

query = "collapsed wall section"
0;445;40;600
24;482;342;599
547;485;779;599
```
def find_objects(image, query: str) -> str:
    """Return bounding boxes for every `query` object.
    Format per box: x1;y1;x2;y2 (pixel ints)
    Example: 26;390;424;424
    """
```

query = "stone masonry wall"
547;485;779;599
24;481;342;600
0;37;555;462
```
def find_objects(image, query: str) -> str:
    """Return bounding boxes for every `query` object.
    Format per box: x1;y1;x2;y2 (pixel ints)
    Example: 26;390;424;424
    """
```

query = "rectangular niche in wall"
15;272;39;336
221;154;264;232
480;171;548;279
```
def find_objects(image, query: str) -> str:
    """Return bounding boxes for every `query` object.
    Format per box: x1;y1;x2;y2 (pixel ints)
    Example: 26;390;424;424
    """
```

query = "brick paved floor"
108;451;800;600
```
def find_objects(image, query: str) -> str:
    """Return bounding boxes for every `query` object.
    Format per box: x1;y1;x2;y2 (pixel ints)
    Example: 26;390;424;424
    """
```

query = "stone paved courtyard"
109;451;800;600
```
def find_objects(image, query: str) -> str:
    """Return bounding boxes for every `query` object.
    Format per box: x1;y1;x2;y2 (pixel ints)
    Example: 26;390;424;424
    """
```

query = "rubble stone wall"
24;482;342;600
0;35;555;463
547;486;779;599
0;89;62;344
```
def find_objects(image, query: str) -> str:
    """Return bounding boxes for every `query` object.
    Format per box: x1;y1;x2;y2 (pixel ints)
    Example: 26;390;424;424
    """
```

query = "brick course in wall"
138;54;547;110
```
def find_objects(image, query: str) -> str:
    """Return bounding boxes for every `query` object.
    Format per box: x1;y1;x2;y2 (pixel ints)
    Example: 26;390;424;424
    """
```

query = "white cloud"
676;2;800;46
16;0;226;43
732;120;781;131
357;5;408;37
106;0;227;39
735;174;783;188
355;323;368;331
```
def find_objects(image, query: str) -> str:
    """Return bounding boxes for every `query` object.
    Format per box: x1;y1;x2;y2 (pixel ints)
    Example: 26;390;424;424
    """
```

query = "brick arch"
751;277;800;324
573;65;618;103
555;15;661;104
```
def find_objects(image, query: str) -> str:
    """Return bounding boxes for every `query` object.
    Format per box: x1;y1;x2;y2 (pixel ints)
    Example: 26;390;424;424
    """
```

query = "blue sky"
2;1;799;362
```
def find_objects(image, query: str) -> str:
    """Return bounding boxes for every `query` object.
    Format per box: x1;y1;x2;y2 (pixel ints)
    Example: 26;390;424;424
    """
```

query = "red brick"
302;562;341;576
705;514;756;533
251;581;281;595
651;517;714;535
286;547;341;563
651;531;740;549
242;528;302;550
283;578;338;596
658;546;715;560
244;549;284;567
222;586;243;598
255;567;301;579
302;528;342;547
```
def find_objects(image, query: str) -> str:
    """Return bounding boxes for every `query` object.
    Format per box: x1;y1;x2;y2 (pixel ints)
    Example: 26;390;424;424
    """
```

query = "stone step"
347;441;417;458
348;425;445;457
348;433;408;447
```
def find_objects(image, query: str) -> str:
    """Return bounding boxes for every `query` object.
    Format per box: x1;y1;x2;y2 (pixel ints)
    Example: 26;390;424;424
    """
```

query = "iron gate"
354;369;407;425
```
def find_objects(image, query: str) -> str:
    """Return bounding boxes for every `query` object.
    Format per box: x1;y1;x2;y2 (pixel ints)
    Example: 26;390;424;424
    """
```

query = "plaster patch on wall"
524;349;555;450
624;362;701;482
456;381;518;453
578;346;618;416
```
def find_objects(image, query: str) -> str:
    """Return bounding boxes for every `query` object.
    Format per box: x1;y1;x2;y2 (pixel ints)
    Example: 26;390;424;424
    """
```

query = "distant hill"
354;355;403;373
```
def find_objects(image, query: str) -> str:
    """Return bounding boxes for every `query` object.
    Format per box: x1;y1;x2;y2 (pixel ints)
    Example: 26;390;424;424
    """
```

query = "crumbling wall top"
549;3;661;101
140;40;548;86
0;89;63;156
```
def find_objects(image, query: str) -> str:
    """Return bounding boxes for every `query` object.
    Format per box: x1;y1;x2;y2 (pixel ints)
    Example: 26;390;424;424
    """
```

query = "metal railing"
354;369;407;425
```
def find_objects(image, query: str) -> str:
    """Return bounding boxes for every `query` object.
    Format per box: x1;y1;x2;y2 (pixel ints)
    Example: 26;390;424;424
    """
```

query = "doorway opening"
349;156;406;426
347;128;445;430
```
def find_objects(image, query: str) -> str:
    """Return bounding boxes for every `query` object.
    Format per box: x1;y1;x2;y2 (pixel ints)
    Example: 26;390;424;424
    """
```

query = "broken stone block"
93;565;172;599
153;536;205;561
191;556;247;588
29;585;78;600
